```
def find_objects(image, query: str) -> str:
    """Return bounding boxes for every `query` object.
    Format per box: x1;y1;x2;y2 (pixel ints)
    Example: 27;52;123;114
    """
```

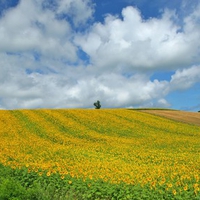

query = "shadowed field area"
139;109;200;126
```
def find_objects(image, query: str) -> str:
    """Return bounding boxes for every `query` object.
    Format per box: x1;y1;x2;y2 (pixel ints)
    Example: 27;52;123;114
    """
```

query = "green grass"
1;163;199;200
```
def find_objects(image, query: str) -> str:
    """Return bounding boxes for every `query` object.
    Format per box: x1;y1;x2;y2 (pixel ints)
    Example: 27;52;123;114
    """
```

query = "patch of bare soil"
140;110;200;126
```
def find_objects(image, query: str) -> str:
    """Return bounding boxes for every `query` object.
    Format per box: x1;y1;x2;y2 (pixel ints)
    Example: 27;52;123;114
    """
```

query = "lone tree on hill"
94;100;101;109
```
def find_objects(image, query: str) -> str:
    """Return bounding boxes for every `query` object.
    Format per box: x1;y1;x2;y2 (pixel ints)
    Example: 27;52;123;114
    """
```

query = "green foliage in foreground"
0;164;199;200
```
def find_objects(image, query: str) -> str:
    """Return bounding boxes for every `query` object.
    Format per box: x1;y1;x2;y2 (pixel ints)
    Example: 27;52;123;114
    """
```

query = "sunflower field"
0;109;199;199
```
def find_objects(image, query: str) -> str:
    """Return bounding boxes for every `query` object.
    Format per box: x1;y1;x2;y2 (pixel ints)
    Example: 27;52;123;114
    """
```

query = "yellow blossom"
0;109;199;195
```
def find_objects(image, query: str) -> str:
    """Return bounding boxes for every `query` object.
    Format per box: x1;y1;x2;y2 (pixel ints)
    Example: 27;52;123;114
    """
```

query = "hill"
138;109;200;126
0;109;200;199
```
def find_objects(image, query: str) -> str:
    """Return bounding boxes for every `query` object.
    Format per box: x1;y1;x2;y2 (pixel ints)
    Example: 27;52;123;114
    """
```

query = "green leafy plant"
0;164;200;199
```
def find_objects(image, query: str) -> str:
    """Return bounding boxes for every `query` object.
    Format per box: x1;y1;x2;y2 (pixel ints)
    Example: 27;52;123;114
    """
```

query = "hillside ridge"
137;109;200;126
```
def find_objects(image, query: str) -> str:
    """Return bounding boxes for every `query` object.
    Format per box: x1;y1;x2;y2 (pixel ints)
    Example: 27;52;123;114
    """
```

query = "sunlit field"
0;109;199;199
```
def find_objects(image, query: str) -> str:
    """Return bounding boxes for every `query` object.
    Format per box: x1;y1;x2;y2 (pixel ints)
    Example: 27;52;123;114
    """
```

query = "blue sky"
0;0;200;111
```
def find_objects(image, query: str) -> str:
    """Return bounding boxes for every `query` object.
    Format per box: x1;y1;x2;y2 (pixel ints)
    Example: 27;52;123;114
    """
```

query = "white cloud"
170;65;200;91
56;0;94;27
75;6;200;71
0;1;200;109
157;98;171;108
0;0;77;61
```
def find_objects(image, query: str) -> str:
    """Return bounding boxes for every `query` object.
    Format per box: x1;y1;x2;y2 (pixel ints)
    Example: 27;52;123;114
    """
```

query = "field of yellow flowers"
0;109;199;199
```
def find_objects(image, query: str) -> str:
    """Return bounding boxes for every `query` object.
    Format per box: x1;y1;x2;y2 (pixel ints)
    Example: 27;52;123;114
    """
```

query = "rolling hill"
139;109;200;126
0;109;199;199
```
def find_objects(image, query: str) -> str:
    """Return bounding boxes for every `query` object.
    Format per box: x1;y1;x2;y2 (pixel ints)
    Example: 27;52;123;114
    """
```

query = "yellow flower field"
0;109;199;196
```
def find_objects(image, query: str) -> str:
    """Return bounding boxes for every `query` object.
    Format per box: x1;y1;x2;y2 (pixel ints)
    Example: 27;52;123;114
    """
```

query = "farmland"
140;109;200;126
0;109;200;199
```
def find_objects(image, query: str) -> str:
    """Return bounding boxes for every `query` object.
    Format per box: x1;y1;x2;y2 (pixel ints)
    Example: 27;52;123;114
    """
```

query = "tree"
94;100;101;109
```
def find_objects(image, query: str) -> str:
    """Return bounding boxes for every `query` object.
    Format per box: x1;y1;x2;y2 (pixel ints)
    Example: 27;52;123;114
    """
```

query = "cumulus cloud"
75;6;200;71
170;65;200;91
0;0;200;110
55;0;94;27
0;0;79;62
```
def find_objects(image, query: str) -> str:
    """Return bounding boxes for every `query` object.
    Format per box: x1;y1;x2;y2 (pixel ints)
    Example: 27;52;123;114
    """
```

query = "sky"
0;0;200;111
